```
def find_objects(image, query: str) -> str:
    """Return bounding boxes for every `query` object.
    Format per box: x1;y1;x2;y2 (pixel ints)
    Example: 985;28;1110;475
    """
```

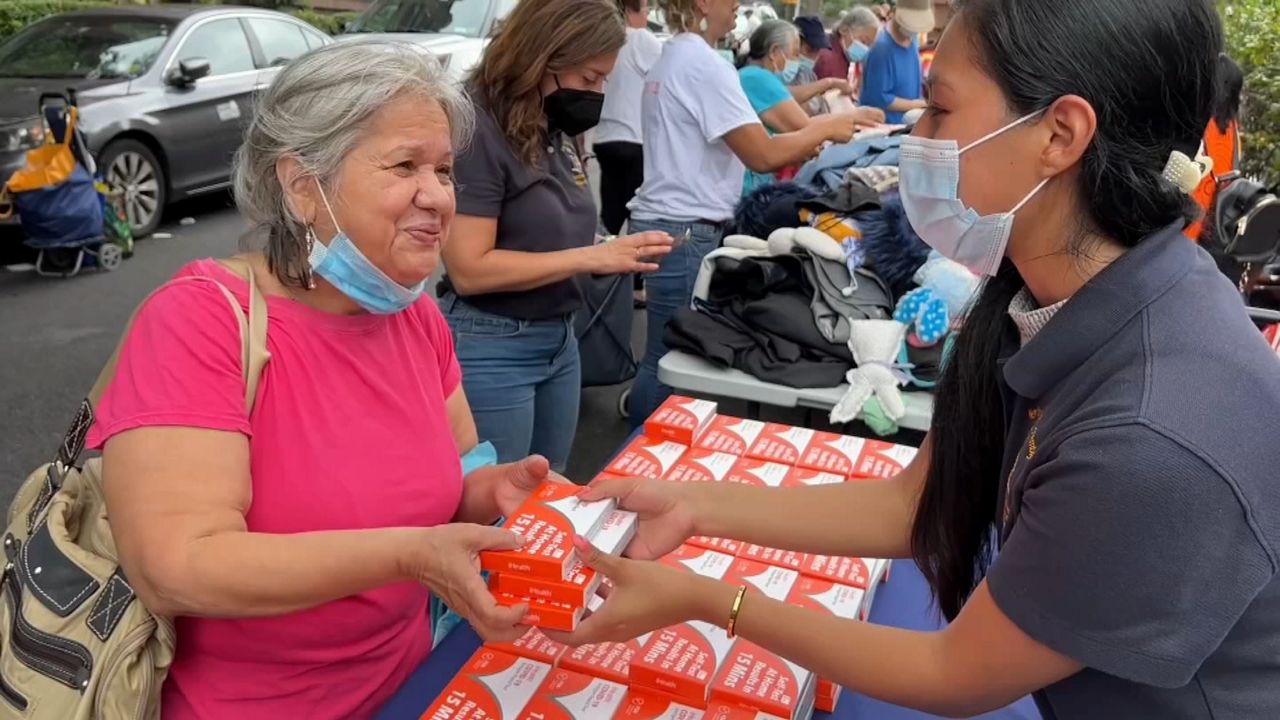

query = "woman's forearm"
789;79;831;105
144;526;423;618
688;475;918;559
447;247;593;295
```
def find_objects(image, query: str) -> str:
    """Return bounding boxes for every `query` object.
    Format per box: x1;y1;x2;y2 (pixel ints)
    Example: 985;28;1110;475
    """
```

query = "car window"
347;0;491;38
247;18;310;67
174;18;254;77
302;28;329;50
0;16;172;80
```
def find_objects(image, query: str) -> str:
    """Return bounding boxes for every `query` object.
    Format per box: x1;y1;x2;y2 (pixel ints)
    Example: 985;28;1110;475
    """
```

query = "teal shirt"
738;64;792;195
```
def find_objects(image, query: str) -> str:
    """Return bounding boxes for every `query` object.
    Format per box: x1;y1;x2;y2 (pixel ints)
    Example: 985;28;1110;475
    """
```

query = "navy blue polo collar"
1002;222;1196;399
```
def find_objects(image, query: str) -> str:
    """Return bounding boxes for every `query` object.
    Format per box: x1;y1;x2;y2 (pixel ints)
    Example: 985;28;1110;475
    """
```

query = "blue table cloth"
376;559;1040;720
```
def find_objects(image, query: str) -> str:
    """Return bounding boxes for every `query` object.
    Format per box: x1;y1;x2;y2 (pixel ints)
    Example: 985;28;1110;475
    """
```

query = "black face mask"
544;82;604;137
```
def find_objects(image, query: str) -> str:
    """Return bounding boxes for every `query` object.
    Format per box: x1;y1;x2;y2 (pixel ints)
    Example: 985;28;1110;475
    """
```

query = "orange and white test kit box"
659;545;736;580
495;594;586;633
736;544;805;573
724;459;790;488
724;558;799;602
745;425;815;465
518;669;627;720
481;483;616;582
605;436;689;480
494;510;638;608
613;690;705;720
421;649;550;720
645;396;718;446
629;621;738;708
665;449;740;483
696;417;766;456
558;632;651;685
797;433;917;480
710;641;815;720
485;628;567;666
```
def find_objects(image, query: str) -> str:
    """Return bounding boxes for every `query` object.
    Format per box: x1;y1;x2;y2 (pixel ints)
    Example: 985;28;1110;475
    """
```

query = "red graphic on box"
687;536;744;556
558;633;650;685
735;544;804;572
781;467;844;488
798;433;917;479
665;449;740;484
517;669;627;720
485;628;567;665
745;425;816;465
696;417;766;456
612;690;705;720
724;459;791;488
724;558;799;602
605;437;690;480
629;622;737;708
710;640;814;720
659;545;736;580
419;650;550;720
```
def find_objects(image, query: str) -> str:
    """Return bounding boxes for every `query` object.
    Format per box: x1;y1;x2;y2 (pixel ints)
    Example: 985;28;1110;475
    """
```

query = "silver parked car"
0;5;331;237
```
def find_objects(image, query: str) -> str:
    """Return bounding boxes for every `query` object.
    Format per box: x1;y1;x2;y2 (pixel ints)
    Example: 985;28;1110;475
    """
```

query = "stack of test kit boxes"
481;482;638;632
422;396;914;720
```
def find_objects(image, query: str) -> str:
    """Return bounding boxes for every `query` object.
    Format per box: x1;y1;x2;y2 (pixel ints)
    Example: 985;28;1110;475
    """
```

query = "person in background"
626;0;860;429
442;0;674;471
1187;53;1245;242
791;16;832;115
597;0;665;306
814;7;879;84
739;20;884;193
860;0;932;123
550;2;1280;718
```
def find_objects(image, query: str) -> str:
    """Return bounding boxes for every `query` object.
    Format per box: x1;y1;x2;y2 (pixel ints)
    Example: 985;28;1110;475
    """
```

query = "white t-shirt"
597;27;664;146
627;33;760;223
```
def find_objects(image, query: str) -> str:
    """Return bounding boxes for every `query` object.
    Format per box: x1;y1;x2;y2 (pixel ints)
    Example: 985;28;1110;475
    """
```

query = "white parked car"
337;0;517;84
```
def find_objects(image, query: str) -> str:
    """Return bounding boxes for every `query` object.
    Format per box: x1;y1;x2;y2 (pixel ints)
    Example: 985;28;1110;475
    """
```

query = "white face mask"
898;111;1050;277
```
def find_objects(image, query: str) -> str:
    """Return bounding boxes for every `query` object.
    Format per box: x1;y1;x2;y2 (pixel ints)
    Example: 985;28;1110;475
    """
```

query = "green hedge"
293;9;358;36
1223;0;1280;186
0;0;112;43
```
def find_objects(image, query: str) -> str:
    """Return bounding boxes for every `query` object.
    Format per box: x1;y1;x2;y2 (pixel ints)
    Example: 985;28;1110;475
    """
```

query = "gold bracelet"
726;585;748;638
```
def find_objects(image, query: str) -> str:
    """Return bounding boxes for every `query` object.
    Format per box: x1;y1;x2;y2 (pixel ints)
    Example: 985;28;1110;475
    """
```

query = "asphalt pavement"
0;193;645;504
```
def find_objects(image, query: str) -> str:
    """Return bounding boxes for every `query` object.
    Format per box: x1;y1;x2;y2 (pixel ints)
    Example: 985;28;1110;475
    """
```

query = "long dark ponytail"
910;0;1223;621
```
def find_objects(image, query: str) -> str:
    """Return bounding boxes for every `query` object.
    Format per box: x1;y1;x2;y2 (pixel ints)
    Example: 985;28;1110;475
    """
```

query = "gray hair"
839;7;879;32
232;40;474;288
747;19;800;62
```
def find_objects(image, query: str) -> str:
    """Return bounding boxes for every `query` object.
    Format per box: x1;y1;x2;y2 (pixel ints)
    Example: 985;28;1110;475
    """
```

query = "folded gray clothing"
798;251;893;344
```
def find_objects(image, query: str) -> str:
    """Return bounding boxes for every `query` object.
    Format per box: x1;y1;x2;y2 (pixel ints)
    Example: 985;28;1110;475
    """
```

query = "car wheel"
101;139;166;238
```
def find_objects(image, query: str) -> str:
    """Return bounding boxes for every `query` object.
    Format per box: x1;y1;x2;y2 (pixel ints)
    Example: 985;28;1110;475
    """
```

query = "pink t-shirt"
86;259;464;719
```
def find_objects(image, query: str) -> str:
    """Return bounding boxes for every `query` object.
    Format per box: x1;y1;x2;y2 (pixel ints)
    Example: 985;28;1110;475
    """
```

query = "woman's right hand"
818;112;859;144
578;476;699;560
409;524;528;643
583;232;675;275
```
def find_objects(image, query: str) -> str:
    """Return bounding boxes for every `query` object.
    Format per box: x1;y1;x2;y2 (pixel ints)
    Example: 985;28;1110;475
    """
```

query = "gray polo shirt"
986;223;1280;718
442;99;598;321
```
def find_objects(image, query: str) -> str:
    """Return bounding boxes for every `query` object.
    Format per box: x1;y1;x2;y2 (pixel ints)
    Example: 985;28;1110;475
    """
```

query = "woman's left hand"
543;536;728;647
484;455;572;518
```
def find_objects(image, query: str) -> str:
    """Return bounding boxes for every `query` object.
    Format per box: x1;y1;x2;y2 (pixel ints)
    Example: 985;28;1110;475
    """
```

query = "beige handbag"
0;259;268;719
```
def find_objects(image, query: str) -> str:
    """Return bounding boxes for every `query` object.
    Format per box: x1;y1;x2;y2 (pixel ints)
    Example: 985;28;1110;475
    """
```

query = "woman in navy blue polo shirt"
543;1;1280;717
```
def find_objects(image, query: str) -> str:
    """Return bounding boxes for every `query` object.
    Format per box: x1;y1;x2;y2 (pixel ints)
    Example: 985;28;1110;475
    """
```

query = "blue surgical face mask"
777;59;801;83
797;56;816;73
846;40;870;63
308;182;426;314
897;111;1050;277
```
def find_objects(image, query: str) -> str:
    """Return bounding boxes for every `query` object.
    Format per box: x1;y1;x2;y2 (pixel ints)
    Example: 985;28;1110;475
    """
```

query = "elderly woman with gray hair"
738;20;884;192
86;41;545;719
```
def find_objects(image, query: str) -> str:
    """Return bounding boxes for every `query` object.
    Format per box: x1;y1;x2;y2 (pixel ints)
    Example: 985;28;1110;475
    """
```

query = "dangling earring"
699;17;709;33
303;225;318;290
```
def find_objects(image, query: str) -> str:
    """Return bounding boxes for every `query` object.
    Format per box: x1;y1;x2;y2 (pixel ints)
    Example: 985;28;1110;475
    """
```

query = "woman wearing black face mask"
442;0;675;473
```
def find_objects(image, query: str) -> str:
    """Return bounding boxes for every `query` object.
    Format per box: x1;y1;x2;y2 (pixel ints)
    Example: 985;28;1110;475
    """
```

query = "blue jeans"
440;294;581;473
628;218;725;429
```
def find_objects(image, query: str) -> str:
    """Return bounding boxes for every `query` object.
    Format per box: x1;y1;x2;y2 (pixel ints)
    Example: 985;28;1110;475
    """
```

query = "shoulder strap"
85;258;270;420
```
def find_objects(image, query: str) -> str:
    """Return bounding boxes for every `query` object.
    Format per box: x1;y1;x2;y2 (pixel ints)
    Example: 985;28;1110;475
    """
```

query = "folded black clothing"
666;307;850;388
